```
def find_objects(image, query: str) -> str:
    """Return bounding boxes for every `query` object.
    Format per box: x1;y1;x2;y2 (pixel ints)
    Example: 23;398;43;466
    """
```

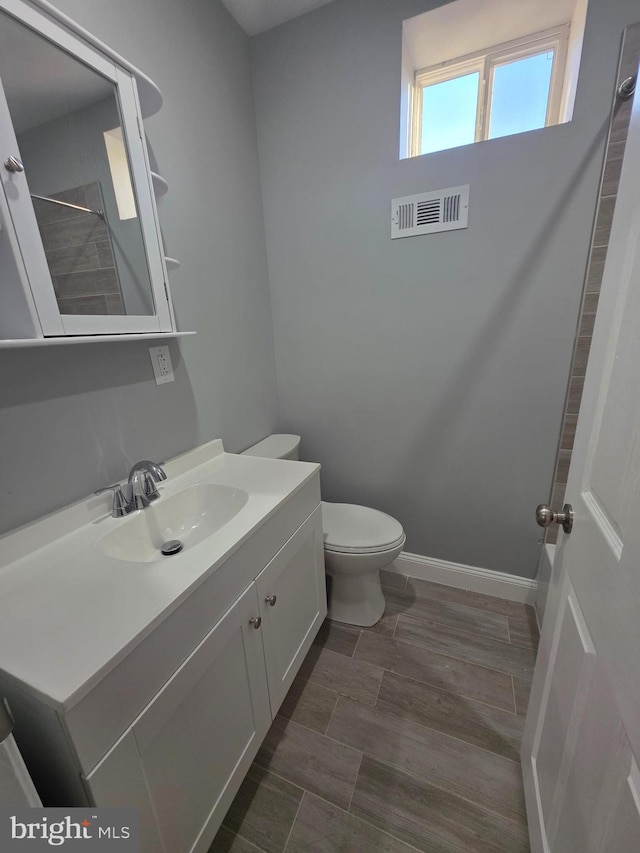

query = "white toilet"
242;434;406;627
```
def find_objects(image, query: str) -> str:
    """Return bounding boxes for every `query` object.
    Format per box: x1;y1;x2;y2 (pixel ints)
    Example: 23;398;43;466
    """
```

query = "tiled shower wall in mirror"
546;22;640;545
31;181;125;315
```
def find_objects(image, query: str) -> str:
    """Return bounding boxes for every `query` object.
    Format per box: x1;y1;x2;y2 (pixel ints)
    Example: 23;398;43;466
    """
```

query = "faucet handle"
95;483;133;518
141;471;160;501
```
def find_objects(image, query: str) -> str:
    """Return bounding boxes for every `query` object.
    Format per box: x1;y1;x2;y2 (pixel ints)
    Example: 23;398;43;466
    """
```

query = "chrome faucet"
127;460;167;510
95;460;167;517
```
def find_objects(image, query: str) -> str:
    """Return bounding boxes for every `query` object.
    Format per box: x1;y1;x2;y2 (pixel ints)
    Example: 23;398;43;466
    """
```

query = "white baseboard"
388;551;537;605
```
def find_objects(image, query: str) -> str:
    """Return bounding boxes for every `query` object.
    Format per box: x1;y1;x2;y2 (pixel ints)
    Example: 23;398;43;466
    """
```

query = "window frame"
411;25;569;157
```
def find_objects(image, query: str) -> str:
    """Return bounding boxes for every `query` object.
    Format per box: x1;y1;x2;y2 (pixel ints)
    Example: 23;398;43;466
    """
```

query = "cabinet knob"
249;616;262;629
4;155;24;173
265;595;277;607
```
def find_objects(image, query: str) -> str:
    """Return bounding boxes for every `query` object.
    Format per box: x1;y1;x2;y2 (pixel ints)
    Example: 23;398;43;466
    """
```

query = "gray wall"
251;0;639;578
0;0;279;534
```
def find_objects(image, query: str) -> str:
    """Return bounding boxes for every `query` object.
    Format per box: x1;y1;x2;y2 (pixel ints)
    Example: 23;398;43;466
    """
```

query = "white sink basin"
100;483;249;563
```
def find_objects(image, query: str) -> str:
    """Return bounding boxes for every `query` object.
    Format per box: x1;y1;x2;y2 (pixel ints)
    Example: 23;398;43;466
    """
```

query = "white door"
522;80;640;850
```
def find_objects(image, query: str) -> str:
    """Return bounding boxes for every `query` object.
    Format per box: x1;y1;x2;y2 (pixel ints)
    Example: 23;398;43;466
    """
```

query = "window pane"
420;72;479;154
488;51;554;140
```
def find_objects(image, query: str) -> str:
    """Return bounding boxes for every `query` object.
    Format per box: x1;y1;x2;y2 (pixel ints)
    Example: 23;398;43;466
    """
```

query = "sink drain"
161;539;183;556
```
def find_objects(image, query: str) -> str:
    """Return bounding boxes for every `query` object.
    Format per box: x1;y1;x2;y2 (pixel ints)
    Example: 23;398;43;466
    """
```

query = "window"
410;27;568;157
104;126;138;220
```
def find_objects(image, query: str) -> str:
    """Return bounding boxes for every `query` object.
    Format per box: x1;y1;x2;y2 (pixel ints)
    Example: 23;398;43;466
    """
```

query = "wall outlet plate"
149;345;174;384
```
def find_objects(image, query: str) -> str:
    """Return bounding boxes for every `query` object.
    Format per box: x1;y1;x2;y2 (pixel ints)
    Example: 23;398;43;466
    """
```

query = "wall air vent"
391;185;469;239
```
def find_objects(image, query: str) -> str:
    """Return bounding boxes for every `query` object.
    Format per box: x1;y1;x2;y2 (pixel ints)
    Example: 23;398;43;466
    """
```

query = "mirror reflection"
0;10;155;316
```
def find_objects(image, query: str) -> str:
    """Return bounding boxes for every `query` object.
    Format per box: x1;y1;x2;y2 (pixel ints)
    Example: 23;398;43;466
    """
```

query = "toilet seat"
321;502;405;555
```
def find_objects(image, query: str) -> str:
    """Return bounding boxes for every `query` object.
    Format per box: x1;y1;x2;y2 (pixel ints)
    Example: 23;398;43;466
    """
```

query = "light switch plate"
149;345;174;384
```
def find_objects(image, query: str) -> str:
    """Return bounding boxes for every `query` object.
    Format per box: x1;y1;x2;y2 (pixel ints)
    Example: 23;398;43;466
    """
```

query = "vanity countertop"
0;440;320;711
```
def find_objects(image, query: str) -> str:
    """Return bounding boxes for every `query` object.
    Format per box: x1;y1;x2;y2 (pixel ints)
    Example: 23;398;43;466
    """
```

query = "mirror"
0;9;155;317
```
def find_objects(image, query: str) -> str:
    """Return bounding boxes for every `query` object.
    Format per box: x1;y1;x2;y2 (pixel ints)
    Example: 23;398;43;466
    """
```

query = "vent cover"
391;185;469;239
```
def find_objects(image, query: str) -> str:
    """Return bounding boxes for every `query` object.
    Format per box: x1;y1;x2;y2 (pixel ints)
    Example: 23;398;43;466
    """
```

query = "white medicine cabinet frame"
0;0;176;339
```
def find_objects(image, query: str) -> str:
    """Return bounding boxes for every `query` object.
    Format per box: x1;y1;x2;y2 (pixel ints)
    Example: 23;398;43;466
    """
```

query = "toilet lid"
322;502;405;554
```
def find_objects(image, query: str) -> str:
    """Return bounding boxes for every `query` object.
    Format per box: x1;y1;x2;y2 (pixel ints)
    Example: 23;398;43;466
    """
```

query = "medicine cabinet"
0;0;186;343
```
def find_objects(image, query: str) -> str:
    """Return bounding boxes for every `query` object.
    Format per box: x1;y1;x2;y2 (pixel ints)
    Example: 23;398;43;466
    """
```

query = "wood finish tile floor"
209;573;539;853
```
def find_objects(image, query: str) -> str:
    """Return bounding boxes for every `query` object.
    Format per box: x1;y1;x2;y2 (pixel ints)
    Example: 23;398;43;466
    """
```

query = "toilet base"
323;537;405;627
326;569;386;627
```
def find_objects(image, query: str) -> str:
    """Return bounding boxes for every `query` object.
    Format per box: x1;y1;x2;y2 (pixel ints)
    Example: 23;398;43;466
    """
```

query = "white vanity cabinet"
0;449;326;853
85;506;325;852
87;584;272;853
81;505;325;852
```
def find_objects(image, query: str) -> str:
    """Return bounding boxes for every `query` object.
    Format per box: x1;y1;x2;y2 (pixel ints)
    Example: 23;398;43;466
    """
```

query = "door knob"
265;595;277;607
4;155;23;172
249;616;262;629
536;503;573;534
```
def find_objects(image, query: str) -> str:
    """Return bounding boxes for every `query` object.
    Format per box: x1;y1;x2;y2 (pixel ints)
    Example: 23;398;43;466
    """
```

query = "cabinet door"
85;731;165;853
256;506;326;714
130;584;271;853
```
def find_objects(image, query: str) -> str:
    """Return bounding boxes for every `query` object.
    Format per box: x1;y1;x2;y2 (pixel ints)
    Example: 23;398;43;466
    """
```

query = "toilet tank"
241;434;301;461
